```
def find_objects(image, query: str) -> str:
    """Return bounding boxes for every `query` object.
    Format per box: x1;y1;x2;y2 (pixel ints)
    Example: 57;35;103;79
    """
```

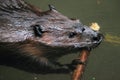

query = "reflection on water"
0;0;120;80
105;34;120;45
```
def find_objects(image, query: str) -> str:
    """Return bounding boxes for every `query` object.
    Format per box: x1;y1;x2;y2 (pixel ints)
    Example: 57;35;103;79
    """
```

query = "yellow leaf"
90;22;100;31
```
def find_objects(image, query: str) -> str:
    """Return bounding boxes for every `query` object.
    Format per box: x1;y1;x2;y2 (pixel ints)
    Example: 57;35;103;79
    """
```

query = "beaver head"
29;5;103;51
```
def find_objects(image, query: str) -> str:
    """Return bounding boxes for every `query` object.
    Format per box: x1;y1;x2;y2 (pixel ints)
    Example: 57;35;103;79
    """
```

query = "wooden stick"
72;50;90;80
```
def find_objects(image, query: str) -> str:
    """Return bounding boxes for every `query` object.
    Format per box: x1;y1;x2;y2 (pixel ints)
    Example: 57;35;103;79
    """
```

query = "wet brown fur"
0;0;103;74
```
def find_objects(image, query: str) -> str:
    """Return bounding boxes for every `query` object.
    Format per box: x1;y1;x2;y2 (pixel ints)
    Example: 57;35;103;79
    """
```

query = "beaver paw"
66;59;86;71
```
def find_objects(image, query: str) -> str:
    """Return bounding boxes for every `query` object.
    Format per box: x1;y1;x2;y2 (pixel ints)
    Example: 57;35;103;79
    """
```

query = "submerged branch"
72;50;90;80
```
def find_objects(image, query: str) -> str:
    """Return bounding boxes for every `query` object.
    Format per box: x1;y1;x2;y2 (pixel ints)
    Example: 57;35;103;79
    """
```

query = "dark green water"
0;0;120;80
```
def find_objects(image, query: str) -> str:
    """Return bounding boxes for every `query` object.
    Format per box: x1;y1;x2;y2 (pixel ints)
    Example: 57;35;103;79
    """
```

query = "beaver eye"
68;32;77;38
82;27;85;32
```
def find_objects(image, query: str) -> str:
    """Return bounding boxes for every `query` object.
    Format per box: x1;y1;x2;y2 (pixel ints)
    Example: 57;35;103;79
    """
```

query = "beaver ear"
48;4;56;11
32;25;44;37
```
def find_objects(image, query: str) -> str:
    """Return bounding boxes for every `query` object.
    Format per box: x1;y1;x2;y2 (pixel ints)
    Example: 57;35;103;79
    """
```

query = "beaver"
0;0;103;74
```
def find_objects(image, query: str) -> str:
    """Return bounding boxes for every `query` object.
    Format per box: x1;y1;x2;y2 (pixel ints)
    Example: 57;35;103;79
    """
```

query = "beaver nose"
92;34;103;42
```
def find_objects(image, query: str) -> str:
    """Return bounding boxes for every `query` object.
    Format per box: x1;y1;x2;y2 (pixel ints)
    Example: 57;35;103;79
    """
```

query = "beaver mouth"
76;33;104;50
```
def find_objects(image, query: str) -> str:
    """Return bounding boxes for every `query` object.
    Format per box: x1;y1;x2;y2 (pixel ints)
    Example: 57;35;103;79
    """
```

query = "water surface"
0;0;120;80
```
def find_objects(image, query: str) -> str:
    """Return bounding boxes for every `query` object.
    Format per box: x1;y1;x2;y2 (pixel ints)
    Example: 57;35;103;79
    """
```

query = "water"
0;0;120;80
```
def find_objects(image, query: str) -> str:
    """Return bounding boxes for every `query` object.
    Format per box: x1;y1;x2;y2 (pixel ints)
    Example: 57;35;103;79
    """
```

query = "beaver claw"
65;59;86;71
71;59;86;65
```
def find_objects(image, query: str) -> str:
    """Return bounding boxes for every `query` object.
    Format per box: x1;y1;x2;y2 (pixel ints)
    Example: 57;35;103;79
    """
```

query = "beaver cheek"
40;34;54;45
